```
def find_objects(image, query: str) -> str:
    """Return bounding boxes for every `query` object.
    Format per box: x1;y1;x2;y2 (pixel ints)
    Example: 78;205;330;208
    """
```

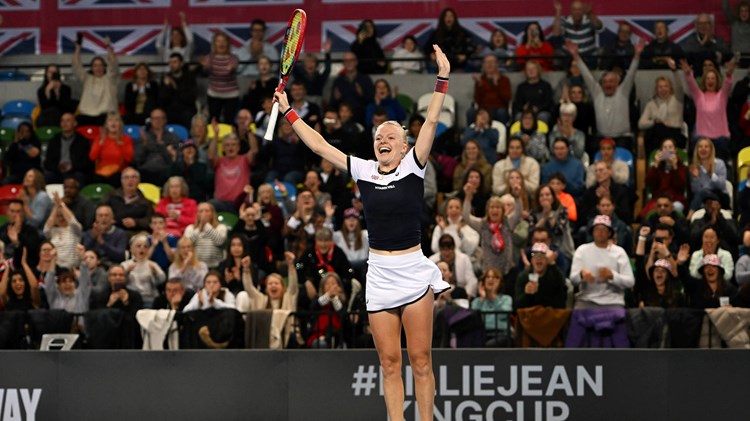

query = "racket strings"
280;14;304;74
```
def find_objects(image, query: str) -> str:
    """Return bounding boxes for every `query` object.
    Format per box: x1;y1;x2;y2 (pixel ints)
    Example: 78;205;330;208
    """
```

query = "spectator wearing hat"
170;139;212;202
689;191;740;253
634;258;685;308
585;138;629;188
679;253;737;309
515;242;568;309
429;234;478;298
688;226;734;282
541;137;585;198
570;215;635;308
333;207;369;281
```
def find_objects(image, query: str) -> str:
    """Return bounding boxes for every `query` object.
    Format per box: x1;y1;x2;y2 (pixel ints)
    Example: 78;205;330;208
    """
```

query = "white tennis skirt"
366;250;451;312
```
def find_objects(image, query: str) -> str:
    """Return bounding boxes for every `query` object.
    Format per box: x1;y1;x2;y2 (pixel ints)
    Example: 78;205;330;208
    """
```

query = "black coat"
43;131;94;175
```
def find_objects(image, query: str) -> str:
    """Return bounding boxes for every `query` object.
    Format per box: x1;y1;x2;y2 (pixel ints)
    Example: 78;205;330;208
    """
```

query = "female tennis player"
274;45;450;420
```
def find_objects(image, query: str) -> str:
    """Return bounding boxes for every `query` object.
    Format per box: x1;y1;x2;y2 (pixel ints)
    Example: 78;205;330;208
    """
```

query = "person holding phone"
515;242;567;309
36;64;73;127
273;45;450;421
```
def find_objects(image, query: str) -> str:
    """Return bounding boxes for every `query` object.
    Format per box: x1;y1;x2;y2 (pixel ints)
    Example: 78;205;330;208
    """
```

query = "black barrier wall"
1;350;749;421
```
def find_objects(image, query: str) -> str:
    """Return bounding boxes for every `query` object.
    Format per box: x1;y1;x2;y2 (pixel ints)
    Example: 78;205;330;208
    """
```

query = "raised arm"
0;264;9;304
413;45;450;167
274;90;347;171
21;248;41;308
552;0;563;37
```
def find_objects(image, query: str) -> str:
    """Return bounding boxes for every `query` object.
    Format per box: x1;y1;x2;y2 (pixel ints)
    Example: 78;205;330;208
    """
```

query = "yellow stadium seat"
138;183;161;205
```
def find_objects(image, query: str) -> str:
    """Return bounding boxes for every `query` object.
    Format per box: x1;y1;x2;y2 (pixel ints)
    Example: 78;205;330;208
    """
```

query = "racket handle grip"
264;102;281;141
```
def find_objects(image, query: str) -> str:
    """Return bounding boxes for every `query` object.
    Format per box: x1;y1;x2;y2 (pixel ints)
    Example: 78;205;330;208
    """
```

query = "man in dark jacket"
100;167;154;235
43;112;93;185
159;53;197;129
0;199;43;267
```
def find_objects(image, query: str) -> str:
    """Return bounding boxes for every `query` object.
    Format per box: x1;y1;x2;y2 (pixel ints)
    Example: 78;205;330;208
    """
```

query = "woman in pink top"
89;112;134;186
207;128;253;212
155;176;197;237
681;58;736;160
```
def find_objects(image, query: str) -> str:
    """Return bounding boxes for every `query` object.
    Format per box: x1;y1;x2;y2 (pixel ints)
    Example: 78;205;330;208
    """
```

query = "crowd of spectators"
3;2;750;349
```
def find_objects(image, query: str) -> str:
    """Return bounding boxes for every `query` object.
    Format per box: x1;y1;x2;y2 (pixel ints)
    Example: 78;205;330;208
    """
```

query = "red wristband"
435;77;449;93
284;108;300;125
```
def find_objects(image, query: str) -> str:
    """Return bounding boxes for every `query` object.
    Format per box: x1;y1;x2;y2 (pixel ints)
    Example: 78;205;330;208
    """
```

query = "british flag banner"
0;0;726;56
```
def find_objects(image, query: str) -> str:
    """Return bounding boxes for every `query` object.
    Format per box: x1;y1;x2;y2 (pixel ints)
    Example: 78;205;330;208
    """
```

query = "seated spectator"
548;102;585;160
469;55;511;124
333;208;369;281
456;168;490;219
567;39;644;149
155;176;197;237
152;277;194;311
641;195;690;247
350;19;387;75
236;252;298;312
430;234;478;299
147;213;177;273
680;14;730;72
584;196;632;252
598;22;635;71
492;137;540;197
89;112;134;186
431;198;480;258
461;110;500;165
680;253;737;309
36;64;74;127
515;242;567;309
43;113;93;185
0;199;43;268
554;59;587;103
200;32;239;124
477;29;515;72
435;260;467;308
640;139;688;217
90;265;144;312
256;184;284;256
307;271;348;349
688;138;729;211
292;44;332;99
689;192;740;253
20;169;52;232
182;271;236;311
82;205;127;266
391;35;424;75
570;215;635;308
303;170;332;214
231;203;271;276
62;176;96;229
184;203;228;270
101;167;153;234
365;79;406;127
548;173;577;222
516;22;555;71
585;138;629;188
329;52;374;124
541;137;585;198
688;226;734;282
287;81;322;130
530;184;575;260
82;249;108;296
297;227;353;309
4;122;42;185
122;234;165;307
284;189;327;259
156;12;193;62
320;108;358;156
634;258;685;308
524;226;572;279
0;247;40;311
471;268;513;346
455;139;494;194
462;187;520;279
218;235;253;296
43;249;92;314
499;194;529;266
579;161;634;224
124;62;159;126
513;61;554;124
681;58;734;159
34;242;62;285
159;52;197;129
208;132;254;212
423;7;476;71
44;192;83;270
636;223;680;276
502;169;532;214
510;112;549;164
263;119;307;186
135;108;181;185
638;70;686;152
641;20;686;69
564;84;597;154
168;236;208;292
72;38;119;126
170;140;212;203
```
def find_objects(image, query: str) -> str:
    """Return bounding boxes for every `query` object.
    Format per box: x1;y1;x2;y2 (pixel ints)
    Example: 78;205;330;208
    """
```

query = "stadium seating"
80;183;115;201
2;100;36;119
137;182;161;205
217;211;239;229
166;124;189;141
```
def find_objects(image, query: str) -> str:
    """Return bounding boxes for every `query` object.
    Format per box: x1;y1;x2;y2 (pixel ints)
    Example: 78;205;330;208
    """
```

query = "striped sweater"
206;53;240;98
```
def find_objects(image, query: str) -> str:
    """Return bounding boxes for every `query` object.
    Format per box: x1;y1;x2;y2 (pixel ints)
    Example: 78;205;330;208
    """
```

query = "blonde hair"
257;184;278;206
485;196;505;221
559;102;577;116
196;202;219;227
174;236;200;268
692;137;716;175
653;76;674;96
103;111;125;143
163;176;189;198
374;121;408;144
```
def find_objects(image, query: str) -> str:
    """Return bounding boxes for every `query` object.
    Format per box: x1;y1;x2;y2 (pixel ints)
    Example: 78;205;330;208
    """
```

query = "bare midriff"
370;244;421;256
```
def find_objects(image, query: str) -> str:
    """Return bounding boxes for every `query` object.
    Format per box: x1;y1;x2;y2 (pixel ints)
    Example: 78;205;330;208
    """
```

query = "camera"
51;72;61;81
76;32;84;46
654;236;665;244
112;283;125;292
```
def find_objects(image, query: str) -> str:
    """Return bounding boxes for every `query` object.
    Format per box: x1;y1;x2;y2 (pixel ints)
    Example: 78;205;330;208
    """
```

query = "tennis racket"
264;9;307;141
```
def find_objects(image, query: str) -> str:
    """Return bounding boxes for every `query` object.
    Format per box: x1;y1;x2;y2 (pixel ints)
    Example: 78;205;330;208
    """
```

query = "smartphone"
76;32;84;46
112;283;124;292
51;72;61;81
661;151;674;161
529;273;539;283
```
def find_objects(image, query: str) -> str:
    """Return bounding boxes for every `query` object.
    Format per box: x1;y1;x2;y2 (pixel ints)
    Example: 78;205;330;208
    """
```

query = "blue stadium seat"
594;147;634;170
2;100;36;118
124;124;141;140
0;115;32;129
166;124;189;141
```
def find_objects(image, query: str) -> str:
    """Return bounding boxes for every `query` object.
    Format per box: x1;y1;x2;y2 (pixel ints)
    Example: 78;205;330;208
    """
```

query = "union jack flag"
0;0;727;56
